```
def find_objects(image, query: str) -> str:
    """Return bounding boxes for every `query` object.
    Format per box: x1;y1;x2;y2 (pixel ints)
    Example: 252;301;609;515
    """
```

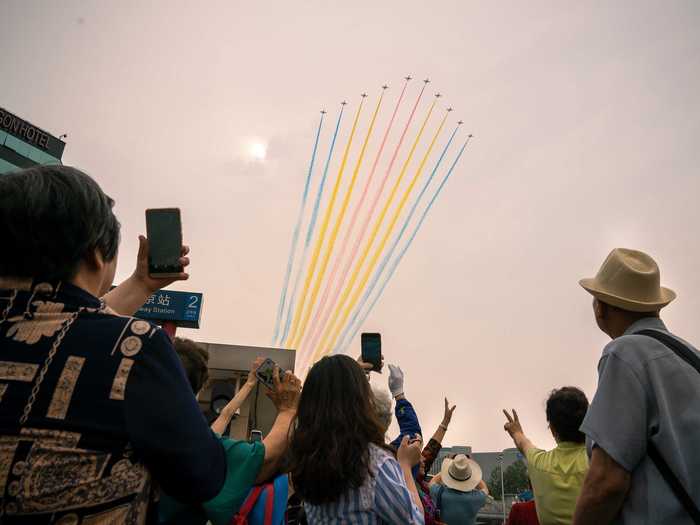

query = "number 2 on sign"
188;296;198;308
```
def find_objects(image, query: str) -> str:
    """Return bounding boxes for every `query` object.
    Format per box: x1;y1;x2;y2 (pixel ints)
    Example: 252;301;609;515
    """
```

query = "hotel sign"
0;107;65;160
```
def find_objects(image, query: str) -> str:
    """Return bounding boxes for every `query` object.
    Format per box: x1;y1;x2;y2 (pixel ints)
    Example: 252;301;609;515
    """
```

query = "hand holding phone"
255;358;277;390
361;333;382;373
145;208;183;278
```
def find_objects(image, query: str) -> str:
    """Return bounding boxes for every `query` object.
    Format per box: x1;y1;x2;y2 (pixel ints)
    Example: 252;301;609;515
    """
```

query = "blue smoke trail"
278;104;346;345
335;134;472;354
272;112;325;344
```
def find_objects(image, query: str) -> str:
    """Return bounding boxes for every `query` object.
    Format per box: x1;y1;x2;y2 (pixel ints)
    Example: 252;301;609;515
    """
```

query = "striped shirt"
304;444;425;525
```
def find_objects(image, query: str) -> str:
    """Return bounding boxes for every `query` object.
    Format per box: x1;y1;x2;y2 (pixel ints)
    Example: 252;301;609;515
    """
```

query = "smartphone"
250;430;263;443
145;208;183;278
361;333;382;372
255;358;277;390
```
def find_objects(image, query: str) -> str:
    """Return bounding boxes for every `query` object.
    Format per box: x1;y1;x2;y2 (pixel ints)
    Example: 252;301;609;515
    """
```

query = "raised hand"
245;357;266;387
443;398;456;426
503;408;524;437
266;367;302;414
397;434;422;467
387;364;404;398
134;235;190;292
357;355;374;373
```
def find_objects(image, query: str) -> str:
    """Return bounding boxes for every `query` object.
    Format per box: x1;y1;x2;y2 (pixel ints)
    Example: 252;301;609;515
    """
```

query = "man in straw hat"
573;248;700;524
429;454;488;525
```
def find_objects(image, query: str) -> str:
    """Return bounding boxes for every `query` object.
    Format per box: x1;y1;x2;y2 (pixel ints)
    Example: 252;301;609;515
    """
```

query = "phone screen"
361;333;382;372
250;430;263;442
255;358;276;390
146;208;183;276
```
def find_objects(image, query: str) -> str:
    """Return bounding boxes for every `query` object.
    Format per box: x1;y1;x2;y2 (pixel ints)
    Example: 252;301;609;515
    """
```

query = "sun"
250;142;267;161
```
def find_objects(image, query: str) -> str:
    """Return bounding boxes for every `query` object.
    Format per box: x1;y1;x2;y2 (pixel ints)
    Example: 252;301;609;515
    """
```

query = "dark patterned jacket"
0;279;225;524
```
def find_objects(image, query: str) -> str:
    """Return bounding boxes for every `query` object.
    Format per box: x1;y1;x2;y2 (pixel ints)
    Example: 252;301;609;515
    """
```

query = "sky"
2;0;699;452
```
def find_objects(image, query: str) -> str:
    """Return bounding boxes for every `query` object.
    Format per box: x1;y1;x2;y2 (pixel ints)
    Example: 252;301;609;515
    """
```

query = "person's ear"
593;298;606;320
84;246;106;272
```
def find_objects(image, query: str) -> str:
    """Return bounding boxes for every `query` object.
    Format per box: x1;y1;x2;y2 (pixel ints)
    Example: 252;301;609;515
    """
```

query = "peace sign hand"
442;398;456;426
502;409;524;437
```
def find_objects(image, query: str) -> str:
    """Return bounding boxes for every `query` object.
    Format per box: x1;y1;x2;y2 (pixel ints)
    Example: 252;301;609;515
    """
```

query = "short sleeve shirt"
159;436;265;525
580;317;700;525
525;443;588;525
429;485;486;525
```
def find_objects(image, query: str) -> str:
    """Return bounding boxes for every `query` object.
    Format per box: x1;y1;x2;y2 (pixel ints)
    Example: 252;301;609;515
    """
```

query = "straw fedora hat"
440;454;482;492
579;248;676;312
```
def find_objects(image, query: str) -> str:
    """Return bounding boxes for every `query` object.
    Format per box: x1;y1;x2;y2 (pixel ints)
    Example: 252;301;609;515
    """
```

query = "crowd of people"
0;164;698;525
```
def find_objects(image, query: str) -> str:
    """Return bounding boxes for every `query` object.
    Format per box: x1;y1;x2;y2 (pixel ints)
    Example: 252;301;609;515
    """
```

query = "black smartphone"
250;430;263;442
361;333;382;372
255;358;277;390
145;208;183;278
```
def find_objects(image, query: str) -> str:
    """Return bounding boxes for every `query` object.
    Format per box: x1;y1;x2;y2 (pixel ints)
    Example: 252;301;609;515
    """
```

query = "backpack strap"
231;485;265;525
263;483;275;525
635;329;700;523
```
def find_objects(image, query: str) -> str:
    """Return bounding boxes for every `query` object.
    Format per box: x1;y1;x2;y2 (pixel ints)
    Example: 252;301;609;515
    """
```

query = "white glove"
387;364;404;398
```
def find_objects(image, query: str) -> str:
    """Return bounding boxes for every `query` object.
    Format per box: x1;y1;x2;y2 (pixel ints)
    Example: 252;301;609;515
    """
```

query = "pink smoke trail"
299;77;428;367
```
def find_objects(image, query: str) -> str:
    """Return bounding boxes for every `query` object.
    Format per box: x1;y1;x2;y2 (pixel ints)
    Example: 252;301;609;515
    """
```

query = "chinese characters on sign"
136;290;203;329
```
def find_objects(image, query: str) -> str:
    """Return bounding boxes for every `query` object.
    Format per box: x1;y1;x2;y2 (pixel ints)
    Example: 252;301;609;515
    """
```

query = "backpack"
230;475;288;525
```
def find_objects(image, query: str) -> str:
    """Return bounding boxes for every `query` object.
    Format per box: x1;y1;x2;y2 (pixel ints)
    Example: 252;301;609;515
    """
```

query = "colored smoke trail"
336;135;473;354
271;111;325;344
278;104;346;345
333;122;461;352
318;108;451;357
284;97;366;349
308;94;441;367
297;82;433;373
290;90;385;351
299;80;411;357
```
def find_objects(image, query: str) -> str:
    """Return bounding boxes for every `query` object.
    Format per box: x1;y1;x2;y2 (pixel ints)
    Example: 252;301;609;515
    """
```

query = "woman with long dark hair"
289;355;425;524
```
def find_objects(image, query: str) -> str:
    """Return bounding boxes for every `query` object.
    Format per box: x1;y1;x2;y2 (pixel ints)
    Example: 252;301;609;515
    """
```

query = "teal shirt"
430;485;486;525
159;436;265;524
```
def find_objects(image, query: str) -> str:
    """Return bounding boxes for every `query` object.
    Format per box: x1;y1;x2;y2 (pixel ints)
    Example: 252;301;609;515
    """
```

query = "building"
195;342;296;440
428;446;523;480
428;445;472;476
0;107;65;174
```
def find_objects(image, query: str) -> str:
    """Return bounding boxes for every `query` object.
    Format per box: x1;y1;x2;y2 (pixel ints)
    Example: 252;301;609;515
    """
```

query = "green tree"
486;459;529;500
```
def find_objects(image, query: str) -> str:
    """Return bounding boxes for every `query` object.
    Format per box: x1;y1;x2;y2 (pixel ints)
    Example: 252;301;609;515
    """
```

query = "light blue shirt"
581;317;700;525
304;444;424;525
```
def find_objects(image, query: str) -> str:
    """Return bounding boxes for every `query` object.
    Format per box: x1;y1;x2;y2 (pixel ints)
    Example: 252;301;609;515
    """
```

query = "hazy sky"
3;0;699;452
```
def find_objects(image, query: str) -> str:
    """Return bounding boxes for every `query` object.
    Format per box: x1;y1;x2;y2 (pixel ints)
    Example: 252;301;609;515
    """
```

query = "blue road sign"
136;290;203;328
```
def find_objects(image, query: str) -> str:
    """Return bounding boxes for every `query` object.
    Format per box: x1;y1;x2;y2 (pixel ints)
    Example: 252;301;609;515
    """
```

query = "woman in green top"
160;339;301;525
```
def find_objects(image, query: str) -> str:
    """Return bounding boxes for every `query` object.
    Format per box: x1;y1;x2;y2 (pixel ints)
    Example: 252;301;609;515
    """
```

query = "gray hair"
371;385;393;432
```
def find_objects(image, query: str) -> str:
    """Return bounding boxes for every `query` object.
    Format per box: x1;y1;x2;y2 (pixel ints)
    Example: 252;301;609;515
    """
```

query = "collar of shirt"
556;441;586;450
622;316;667;336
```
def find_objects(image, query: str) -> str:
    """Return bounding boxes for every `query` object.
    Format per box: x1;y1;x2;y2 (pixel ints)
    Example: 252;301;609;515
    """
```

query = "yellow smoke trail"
309;97;440;364
318;108;450;357
290;91;385;351
284;98;365;349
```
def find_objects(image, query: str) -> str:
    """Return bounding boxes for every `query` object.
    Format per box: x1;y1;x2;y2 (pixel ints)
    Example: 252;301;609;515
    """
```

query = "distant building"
194;342;296;440
0;107;65;174
428;445;472;476
472;448;522;485
429;446;523;483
